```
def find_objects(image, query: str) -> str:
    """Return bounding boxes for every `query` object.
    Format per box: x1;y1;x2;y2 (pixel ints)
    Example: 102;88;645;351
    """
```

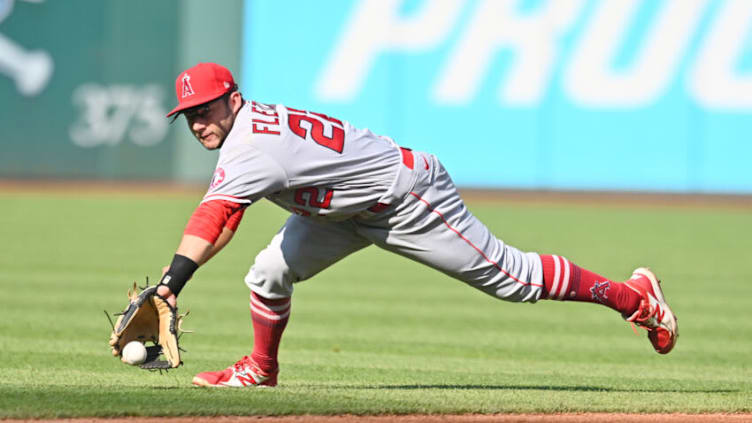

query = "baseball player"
155;63;678;388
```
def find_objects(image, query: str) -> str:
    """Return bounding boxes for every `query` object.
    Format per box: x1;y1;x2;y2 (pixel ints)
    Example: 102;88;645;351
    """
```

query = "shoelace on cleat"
628;298;666;335
231;356;268;380
232;356;253;372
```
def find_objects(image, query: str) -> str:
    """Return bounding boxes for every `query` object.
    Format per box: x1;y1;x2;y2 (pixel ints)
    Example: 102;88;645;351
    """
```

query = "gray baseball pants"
245;152;544;302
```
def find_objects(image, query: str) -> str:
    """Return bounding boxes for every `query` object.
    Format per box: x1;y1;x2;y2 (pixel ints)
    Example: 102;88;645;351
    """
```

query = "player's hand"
157;277;178;308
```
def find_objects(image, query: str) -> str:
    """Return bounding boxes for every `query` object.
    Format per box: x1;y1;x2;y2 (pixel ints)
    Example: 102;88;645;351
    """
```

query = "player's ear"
229;91;243;114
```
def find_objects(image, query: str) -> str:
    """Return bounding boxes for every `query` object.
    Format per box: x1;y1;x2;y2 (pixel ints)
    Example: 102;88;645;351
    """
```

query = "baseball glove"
107;281;189;369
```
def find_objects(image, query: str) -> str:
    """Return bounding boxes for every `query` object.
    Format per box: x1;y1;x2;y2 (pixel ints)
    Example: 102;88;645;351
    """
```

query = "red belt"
400;147;414;170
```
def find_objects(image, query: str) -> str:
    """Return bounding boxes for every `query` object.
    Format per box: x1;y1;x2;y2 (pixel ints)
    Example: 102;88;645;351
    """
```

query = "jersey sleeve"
225;206;245;232
202;144;288;205
184;200;246;244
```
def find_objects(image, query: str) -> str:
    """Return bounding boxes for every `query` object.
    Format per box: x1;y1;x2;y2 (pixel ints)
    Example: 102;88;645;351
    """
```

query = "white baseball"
121;341;147;365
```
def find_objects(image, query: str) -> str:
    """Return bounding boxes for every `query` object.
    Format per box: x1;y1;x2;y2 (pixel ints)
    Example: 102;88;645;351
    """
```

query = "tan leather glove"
108;282;187;369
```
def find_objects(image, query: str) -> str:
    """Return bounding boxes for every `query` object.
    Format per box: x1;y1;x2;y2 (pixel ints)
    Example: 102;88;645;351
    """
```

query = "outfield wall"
1;0;750;194
242;0;752;194
0;0;242;182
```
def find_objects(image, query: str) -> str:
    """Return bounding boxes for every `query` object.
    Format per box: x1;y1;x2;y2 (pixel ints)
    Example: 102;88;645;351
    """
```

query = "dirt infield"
15;414;752;423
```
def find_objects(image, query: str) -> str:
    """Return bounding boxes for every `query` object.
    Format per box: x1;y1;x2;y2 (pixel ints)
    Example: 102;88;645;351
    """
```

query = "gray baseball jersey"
202;101;416;220
204;101;544;303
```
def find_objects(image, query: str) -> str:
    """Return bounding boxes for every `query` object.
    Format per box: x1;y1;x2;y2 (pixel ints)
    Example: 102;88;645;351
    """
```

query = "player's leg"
357;153;545;302
193;215;370;387
539;254;641;312
245;216;369;372
539;256;678;354
357;152;677;353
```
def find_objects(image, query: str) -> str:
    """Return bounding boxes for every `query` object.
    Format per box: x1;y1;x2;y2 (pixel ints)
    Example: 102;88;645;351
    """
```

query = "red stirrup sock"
249;291;291;373
540;254;641;315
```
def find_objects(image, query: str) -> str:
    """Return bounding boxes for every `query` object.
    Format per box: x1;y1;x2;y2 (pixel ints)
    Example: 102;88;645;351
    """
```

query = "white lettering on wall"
434;0;585;106
0;0;53;97
70;84;169;148
565;0;708;107
315;0;464;101
315;0;752;111
689;0;752;109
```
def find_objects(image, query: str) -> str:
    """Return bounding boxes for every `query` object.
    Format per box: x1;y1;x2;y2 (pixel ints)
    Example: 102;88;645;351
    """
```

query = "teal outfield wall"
0;0;242;182
3;0;751;194
242;0;752;194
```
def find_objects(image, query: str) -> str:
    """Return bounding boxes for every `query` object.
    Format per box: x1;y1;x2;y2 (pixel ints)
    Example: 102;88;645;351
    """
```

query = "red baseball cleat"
623;268;679;354
192;356;278;387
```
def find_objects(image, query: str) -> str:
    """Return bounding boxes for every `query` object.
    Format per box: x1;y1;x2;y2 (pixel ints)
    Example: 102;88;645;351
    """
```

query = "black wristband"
159;254;199;297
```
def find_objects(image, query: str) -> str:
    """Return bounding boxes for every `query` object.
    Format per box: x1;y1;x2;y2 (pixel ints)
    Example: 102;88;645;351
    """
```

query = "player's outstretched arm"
176;234;215;264
155;200;246;306
157;234;213;307
203;226;236;264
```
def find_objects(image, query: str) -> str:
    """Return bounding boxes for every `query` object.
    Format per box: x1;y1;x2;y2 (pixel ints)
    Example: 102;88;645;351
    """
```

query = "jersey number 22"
287;107;344;154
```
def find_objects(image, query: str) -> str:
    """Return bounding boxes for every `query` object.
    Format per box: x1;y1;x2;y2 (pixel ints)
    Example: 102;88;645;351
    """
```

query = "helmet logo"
181;73;195;98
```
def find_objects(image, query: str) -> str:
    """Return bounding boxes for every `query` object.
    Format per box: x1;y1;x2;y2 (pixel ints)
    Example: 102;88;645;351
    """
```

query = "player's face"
184;92;243;150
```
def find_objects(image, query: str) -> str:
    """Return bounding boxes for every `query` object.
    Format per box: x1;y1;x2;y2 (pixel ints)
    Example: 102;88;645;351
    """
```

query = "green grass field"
0;188;750;418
